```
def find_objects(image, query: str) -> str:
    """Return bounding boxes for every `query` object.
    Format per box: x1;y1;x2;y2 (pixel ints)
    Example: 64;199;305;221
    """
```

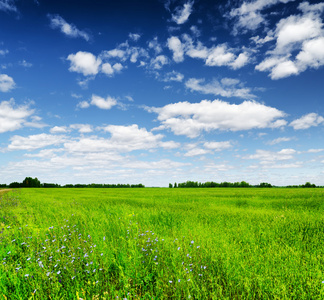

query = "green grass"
0;188;324;299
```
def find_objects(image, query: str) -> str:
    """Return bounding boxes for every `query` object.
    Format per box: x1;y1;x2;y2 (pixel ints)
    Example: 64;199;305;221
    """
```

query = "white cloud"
228;0;296;34
70;124;93;133
205;44;235;67
268;137;293;145
48;14;90;41
64;124;165;154
255;3;324;79
8;133;66;151
184;148;211;157
245;148;296;162
101;62;123;76
148;37;163;54
0;0;17;12
0;99;34;133
150;55;169;69
167;36;184;62
50;126;68;134
203;141;232;151
163;71;184;82
90;95;117;110
171;1;194;25
129;33;141;41
171;34;250;69
0;74;15;92
67;51;101;76
185;77;255;99
77;100;90;109
146;99;286;138
289;113;324;130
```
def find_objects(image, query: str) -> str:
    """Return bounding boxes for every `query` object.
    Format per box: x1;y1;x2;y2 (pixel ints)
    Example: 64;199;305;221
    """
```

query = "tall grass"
0;188;324;299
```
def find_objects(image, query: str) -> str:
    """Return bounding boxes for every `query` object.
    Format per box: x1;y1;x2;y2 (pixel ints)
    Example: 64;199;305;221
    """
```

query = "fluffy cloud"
255;2;324;79
168;35;250;69
65;125;164;153
203;141;232;151
162;71;184;82
90;95;117;110
101;62;123;76
147;99;286;138
228;0;295;34
0;74;15;92
150;55;169;69
0;99;34;133
167;36;184;62
67;51;101;76
70;124;93;133
8;133;66;151
289;113;324;129
48;14;90;41
171;1;194;25
244;149;296;163
185;78;255;99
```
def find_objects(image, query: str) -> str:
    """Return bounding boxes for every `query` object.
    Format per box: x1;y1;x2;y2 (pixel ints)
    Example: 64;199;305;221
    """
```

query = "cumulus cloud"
101;62;123;76
48;14;90;41
289;113;324;129
67;51;101;76
150;55;169;69
162;71;184;82
185;77;255;99
90;95;117;110
148;37;163;54
70;124;93;133
146;99;286;138
65;124;165;153
50;126;68;134
244;148;296;163
203;141;232;151
228;0;295;34
8;133;66;151
255;2;324;79
184;148;211;157
0;99;35;133
167;35;250;69
171;1;194;25
0;74;15;92
167;36;185;62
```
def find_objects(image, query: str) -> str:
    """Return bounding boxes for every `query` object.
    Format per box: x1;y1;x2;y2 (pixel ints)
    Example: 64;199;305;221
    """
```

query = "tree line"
0;177;145;188
169;181;321;188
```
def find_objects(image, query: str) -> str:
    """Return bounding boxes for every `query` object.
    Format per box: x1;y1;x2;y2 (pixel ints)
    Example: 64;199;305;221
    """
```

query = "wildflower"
7;251;11;254
57;271;61;275
169;281;172;283
25;274;29;277
27;257;31;261
191;240;194;244
103;236;106;241
72;276;75;280
178;247;180;250
178;279;181;282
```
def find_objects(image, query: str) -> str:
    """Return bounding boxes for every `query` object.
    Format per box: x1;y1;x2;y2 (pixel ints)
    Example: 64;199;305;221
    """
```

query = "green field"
1;188;324;299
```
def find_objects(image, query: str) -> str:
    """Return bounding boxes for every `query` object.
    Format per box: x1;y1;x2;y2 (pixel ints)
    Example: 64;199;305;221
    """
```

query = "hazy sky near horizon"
0;0;323;186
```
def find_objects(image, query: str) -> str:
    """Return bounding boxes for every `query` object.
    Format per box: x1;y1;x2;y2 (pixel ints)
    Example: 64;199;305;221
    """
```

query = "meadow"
0;187;324;299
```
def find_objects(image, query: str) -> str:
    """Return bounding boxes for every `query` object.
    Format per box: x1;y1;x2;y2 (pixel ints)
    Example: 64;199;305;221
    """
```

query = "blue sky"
0;0;323;186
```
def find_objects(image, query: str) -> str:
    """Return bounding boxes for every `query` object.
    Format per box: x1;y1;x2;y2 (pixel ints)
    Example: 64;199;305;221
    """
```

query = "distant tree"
174;182;177;188
22;177;41;188
9;182;21;188
169;183;173;188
